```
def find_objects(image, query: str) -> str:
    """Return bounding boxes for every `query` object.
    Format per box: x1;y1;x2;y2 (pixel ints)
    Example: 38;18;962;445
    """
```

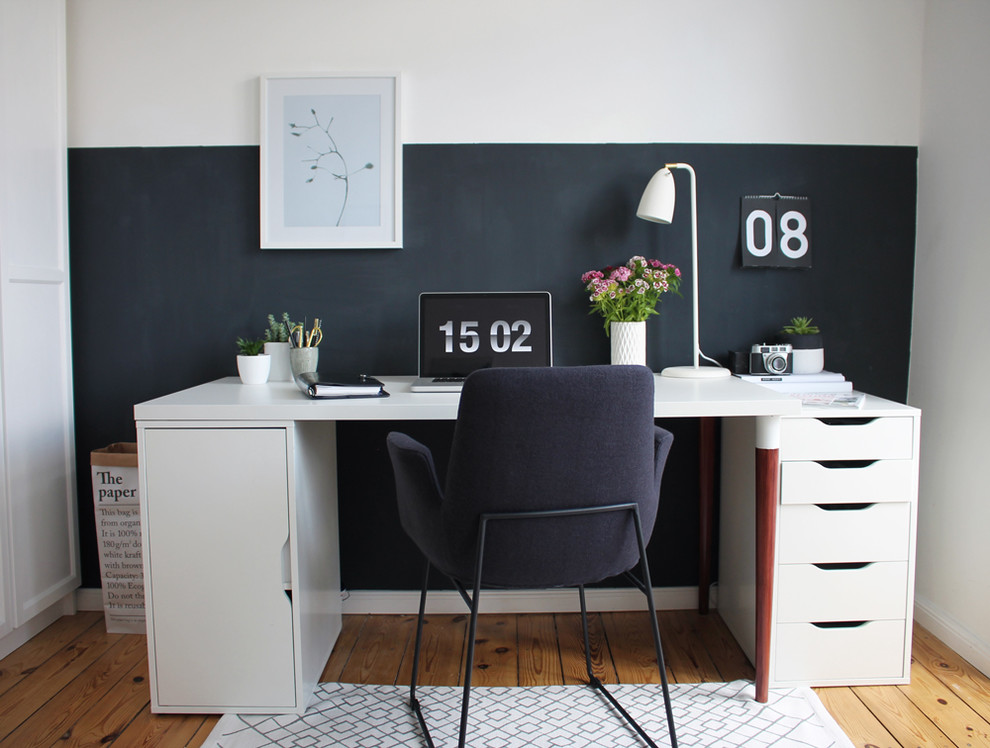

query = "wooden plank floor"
1;611;988;746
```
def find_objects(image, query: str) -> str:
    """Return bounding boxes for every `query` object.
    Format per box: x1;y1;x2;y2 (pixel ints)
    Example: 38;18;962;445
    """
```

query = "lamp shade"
636;167;676;224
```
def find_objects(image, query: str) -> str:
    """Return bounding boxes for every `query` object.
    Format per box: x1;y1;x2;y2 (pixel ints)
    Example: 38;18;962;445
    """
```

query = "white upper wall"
66;0;924;148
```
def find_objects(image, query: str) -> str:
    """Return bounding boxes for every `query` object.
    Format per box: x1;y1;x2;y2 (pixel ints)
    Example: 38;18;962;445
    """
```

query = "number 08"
744;209;809;259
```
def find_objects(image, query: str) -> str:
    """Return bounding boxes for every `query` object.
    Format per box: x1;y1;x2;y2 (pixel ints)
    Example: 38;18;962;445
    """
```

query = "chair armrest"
386;432;445;554
653;425;674;498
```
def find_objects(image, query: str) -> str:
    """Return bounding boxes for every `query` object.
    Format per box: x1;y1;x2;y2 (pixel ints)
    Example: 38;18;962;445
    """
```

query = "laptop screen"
418;292;552;377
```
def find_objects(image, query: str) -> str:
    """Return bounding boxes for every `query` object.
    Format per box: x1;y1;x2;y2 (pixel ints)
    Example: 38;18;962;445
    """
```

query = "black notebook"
297;373;389;399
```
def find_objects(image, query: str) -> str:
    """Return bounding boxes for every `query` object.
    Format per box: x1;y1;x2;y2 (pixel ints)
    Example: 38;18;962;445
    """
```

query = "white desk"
134;374;799;713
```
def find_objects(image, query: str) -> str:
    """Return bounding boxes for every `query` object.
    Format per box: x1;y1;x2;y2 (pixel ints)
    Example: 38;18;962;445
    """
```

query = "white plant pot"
610;321;647;366
237;354;271;385
264;341;292;381
791;348;825;375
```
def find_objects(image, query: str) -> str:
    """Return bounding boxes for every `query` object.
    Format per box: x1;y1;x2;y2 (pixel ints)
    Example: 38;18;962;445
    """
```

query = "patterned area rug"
203;680;854;748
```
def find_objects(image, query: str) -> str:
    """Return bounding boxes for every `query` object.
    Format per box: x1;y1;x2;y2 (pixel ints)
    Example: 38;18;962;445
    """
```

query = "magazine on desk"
793;391;866;408
297;373;389;399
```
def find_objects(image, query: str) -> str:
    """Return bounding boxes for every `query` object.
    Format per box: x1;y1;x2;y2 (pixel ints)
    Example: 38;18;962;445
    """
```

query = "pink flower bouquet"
581;255;681;334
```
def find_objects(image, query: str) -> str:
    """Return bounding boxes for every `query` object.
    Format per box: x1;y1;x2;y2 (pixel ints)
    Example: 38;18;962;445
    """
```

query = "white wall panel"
1;0;68;267
4;281;77;622
66;0;924;147
0;0;79;639
911;0;990;676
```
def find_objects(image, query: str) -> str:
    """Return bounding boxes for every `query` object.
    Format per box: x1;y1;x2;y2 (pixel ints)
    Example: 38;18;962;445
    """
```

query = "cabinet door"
143;428;296;710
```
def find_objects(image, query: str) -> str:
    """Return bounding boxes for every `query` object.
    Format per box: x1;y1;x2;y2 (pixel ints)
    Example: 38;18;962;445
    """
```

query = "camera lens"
767;354;788;373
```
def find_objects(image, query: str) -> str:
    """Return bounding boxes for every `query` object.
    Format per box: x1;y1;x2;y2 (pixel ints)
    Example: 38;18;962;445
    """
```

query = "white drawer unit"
718;394;920;688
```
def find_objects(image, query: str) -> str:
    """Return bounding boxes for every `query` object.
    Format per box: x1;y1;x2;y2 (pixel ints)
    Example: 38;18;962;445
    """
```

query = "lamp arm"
667;163;701;369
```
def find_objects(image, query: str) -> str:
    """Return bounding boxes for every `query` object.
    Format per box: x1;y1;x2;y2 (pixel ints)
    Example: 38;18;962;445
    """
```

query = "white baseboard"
77;584;701;617
341;586;699;615
0;592;76;660
914;595;990;677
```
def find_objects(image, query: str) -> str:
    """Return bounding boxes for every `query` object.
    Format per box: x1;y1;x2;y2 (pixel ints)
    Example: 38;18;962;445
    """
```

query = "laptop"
410;291;553;392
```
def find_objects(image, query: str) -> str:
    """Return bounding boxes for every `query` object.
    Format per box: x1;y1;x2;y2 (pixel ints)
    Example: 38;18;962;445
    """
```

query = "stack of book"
733;370;852;393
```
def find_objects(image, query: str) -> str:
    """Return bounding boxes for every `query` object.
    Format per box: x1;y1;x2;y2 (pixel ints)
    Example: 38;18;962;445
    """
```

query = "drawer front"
778;503;911;563
780;416;914;461
776;561;908;622
775;620;907;684
780;459;915;505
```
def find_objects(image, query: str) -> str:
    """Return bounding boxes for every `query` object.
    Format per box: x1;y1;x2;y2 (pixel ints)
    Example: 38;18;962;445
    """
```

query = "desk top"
134;374;802;423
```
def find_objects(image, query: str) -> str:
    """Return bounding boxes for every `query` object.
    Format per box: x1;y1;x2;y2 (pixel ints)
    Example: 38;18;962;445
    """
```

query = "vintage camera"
750;343;793;375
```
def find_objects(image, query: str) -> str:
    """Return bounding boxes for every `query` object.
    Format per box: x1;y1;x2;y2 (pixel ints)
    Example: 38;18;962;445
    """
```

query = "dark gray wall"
69;143;918;589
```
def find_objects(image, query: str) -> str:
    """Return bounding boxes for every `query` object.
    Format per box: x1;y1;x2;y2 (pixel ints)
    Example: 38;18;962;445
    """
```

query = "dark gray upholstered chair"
386;365;677;748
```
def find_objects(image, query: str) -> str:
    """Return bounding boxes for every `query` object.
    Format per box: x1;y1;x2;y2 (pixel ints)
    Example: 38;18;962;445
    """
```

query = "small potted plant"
236;336;271;384
778;316;824;374
263;313;296;381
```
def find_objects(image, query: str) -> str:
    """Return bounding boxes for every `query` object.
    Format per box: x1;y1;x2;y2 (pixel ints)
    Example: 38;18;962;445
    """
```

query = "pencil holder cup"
290;347;319;392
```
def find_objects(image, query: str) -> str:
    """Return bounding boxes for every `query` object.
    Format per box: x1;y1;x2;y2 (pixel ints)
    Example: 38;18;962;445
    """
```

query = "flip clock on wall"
740;195;812;268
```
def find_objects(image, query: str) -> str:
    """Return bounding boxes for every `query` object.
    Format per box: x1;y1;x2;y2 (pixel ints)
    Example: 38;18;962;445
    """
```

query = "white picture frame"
260;74;402;249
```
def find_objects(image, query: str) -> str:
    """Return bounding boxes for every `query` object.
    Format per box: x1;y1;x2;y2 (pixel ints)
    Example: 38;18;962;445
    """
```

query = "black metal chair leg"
410;559;436;748
633;520;678;748
403;506;678;748
454;516;489;747
410;559;429;705
579;583;660;748
458;583;482;747
578;585;598;683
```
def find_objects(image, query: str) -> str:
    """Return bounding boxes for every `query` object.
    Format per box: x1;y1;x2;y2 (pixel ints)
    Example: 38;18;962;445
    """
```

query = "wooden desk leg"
754;445;780;703
697;417;716;614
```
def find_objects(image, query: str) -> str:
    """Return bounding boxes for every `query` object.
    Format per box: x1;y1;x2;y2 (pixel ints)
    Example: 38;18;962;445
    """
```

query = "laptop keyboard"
433;377;466;383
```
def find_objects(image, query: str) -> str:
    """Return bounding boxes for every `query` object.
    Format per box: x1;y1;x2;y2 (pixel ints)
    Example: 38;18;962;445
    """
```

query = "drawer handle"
815;459;878;469
812;562;872;571
815;503;875;512
816;417;877;426
811;621;868;629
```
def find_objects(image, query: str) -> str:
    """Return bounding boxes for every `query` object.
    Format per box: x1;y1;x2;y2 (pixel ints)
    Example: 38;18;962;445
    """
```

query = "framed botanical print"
261;74;401;249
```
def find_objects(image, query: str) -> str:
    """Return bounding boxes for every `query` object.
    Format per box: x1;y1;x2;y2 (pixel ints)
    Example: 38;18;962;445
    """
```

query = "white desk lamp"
637;163;730;379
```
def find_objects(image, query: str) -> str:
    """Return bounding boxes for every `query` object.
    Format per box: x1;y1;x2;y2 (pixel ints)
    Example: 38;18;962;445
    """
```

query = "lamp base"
660;365;732;379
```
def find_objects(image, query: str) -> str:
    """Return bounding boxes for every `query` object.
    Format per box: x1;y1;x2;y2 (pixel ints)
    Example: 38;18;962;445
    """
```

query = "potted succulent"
778;316;824;374
236;336;271;384
263;312;296;381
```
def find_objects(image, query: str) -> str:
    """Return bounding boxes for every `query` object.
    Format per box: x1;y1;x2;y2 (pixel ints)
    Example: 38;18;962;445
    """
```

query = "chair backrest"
442;364;671;588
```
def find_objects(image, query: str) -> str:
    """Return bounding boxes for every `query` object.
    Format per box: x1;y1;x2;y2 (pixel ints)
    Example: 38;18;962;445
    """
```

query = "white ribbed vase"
610;321;647;366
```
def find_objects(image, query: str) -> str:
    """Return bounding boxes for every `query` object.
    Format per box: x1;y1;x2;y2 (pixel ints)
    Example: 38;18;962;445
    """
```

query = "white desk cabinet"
137;420;341;714
718;394;921;688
